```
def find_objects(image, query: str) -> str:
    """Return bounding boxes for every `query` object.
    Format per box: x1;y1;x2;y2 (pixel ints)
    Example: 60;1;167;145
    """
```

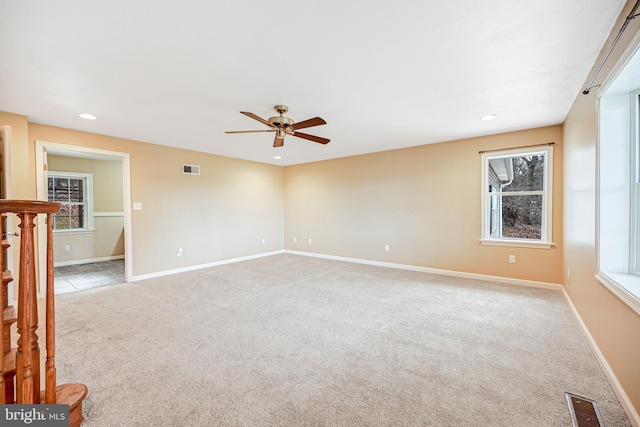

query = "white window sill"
595;272;640;315
53;229;95;235
479;239;554;249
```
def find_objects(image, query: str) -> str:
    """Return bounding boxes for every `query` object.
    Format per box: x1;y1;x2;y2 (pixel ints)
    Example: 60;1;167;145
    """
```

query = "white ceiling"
0;0;627;166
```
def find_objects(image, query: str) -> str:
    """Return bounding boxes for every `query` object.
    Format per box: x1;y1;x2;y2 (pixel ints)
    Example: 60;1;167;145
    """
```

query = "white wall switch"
133;202;143;210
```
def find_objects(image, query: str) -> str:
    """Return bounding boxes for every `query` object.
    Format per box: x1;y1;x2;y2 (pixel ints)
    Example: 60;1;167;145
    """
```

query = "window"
632;89;640;275
596;38;640;314
480;146;553;248
47;172;93;231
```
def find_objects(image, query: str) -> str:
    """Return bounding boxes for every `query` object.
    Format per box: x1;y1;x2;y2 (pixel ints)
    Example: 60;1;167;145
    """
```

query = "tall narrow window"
597;82;640;313
481;146;553;248
632;90;640;275
47;172;93;231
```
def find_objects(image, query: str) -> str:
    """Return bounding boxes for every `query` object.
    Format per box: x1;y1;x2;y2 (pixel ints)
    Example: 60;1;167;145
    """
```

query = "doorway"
35;141;132;295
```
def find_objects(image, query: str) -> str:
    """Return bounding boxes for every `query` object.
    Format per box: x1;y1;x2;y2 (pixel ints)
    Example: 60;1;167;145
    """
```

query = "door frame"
35;141;132;295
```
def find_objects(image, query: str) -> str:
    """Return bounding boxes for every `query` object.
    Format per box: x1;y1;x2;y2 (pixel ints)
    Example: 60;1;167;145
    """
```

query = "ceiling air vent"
183;164;200;175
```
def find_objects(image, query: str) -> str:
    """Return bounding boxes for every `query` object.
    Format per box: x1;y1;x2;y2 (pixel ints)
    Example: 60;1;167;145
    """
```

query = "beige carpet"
51;254;630;426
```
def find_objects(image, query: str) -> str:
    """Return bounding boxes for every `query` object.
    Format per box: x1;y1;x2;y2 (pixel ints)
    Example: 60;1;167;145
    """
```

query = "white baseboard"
131;250;285;282
562;289;640;427
54;254;125;267
284;250;562;290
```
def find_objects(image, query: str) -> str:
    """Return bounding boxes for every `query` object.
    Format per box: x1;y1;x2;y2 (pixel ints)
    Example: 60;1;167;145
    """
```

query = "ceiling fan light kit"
225;105;330;147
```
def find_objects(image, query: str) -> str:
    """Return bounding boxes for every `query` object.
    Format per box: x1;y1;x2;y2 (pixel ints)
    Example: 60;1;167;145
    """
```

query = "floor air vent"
183;164;200;175
566;393;605;427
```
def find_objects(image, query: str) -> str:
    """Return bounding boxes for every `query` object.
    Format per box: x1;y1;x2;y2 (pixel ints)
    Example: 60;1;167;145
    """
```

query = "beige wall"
48;155;124;212
563;0;640;420
51;217;125;264
285;125;564;284
0;117;284;277
48;155;125;264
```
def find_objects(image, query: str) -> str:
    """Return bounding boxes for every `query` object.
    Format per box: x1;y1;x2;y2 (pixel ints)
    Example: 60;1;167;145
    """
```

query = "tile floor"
54;259;125;295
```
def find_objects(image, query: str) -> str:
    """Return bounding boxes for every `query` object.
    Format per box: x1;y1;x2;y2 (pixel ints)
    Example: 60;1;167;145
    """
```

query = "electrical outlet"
64;244;71;252
261;238;266;245
177;247;183;257
293;236;297;243
385;244;390;252
308;238;312;244
509;255;516;264
567;267;571;277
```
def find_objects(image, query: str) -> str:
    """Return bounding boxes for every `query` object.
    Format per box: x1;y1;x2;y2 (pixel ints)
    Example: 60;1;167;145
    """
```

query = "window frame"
595;33;640;315
47;171;94;233
480;145;554;249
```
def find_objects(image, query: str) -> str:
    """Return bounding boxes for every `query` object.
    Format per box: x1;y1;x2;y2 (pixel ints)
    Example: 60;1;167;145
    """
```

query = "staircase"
0;200;87;427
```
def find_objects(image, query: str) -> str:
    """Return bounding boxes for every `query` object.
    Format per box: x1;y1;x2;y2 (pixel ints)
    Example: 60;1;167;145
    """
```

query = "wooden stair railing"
0;200;87;427
1;213;17;403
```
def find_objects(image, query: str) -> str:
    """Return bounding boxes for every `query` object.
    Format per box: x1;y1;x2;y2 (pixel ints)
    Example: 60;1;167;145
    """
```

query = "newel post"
15;210;39;403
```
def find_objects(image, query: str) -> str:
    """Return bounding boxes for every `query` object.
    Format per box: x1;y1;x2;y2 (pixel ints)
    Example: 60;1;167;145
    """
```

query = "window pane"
54;204;71;230
47;177;54;200
637;93;640;185
69;178;84;202
70;204;84;228
54;215;71;229
58;204;70;216
490;194;542;239
54;178;69;201
489;154;545;192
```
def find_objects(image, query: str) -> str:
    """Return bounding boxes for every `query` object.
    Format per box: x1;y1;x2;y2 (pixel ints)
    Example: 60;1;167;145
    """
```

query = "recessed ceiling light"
480;114;497;121
273;156;282;160
78;113;96;120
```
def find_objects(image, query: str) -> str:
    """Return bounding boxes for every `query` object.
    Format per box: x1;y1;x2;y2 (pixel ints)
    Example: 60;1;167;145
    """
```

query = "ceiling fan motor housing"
268;115;294;127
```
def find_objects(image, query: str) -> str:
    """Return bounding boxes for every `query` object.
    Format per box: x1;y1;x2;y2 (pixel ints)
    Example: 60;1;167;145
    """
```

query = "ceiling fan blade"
273;133;285;147
225;130;276;134
292;131;330;144
290;117;326;131
240;111;274;128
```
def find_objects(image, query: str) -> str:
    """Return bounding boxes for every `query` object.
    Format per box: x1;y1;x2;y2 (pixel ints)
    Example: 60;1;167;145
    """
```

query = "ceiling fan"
225;105;330;147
